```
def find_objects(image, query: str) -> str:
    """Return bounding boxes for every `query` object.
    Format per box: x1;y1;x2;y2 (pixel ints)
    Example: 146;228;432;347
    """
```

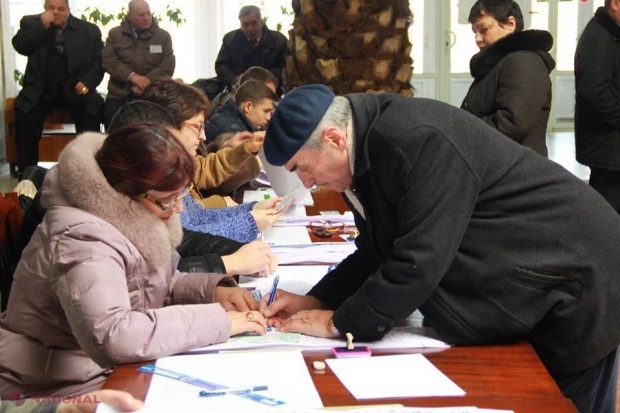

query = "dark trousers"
103;97;125;131
555;347;618;413
15;96;100;171
589;168;620;215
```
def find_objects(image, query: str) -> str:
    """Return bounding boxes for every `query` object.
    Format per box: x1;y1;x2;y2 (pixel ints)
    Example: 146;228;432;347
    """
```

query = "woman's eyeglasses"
183;121;205;137
309;221;345;232
141;186;191;211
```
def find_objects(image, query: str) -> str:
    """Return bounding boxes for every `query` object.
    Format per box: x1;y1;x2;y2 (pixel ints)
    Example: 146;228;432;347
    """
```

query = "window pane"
556;0;579;72
410;0;425;74
450;0;480;74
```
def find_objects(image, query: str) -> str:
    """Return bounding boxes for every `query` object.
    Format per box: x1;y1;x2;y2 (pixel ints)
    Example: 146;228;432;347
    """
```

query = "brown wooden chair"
4;97;77;175
0;192;23;311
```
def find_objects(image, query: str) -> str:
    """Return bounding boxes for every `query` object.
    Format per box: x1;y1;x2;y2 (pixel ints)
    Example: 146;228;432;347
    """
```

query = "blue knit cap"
264;84;335;166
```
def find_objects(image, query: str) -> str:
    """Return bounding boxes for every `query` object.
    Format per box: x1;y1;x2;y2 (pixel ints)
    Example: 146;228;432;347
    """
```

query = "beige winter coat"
0;133;232;398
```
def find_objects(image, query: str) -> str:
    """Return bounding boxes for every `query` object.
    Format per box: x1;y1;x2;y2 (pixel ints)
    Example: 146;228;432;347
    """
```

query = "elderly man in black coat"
12;0;104;178
261;84;620;413
214;5;287;95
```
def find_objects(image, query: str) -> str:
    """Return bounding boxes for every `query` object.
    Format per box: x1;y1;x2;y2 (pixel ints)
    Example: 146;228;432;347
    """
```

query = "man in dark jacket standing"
215;5;287;95
261;84;620;413
575;0;620;215
461;0;554;157
101;0;176;129
12;0;104;178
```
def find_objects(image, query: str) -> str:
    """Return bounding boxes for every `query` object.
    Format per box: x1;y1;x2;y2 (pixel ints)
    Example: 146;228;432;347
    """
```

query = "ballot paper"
326;354;465;399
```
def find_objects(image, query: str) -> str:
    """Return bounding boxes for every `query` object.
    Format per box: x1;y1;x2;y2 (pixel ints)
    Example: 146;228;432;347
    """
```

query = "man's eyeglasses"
183;121;205;136
309;221;345;232
141;186;191;211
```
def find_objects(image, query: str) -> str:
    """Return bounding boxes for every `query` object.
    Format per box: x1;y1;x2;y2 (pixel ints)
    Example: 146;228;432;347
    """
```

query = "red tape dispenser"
332;332;372;358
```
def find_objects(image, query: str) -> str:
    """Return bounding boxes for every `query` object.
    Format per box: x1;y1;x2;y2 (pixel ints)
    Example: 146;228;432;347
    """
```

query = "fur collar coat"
461;30;555;156
0;133;231;398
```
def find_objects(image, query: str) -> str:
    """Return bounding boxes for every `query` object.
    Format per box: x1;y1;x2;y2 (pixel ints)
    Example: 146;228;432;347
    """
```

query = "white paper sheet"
261;226;313;245
271;242;357;264
140;351;322;412
326;354;465;399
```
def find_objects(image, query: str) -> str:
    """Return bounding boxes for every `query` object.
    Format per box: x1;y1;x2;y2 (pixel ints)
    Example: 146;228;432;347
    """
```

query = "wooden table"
102;342;576;412
102;187;577;412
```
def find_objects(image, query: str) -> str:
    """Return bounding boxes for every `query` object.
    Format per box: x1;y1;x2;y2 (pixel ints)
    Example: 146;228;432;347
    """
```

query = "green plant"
79;5;186;29
276;6;294;33
163;5;186;27
80;7;116;27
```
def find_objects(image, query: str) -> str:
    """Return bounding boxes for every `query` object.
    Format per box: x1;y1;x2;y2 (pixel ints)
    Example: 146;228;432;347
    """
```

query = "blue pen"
267;275;280;306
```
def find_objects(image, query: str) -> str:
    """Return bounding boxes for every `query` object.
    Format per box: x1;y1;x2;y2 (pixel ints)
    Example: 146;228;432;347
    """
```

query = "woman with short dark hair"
461;0;555;157
0;124;267;398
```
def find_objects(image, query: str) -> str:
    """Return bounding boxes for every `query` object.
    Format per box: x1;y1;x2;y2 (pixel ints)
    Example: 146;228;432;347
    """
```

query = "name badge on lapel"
150;45;162;53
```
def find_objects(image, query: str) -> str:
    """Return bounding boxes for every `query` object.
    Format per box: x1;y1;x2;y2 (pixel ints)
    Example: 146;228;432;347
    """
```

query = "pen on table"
267;275;280;306
199;385;269;397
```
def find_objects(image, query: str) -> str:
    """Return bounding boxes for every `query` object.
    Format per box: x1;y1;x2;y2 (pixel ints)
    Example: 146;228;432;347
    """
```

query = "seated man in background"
215;5;287;95
206;79;278;144
102;0;175;129
12;0;104;178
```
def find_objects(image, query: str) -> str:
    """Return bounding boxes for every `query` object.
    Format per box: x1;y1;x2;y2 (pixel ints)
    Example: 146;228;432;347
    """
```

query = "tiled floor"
0;131;590;194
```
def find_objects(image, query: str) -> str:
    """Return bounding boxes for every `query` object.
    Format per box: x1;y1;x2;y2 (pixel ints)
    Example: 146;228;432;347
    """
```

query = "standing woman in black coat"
461;0;555;157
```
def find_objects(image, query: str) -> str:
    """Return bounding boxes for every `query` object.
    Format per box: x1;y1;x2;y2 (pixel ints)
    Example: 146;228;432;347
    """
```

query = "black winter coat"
12;14;104;115
214;25;287;93
461;30;555;157
309;94;620;378
575;7;620;171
